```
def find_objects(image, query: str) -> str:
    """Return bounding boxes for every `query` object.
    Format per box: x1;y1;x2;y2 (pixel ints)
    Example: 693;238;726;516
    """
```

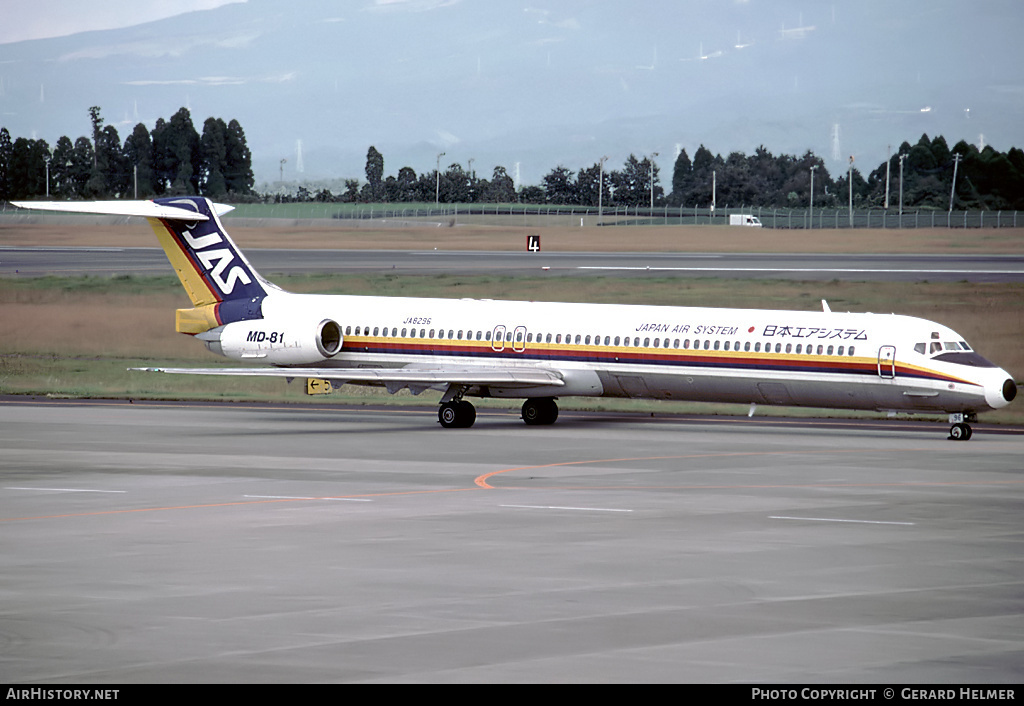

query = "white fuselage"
215;290;1013;416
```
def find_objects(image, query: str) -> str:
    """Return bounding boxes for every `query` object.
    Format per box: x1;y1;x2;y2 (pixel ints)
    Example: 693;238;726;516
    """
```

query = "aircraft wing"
131;365;565;388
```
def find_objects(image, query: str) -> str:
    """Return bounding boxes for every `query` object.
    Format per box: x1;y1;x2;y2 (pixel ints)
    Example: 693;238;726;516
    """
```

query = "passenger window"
785;343;791;353
744;342;750;352
714;340;720;350
614;336;620;346
634;338;640;347
704;340;710;350
775;343;782;353
653;338;659;347
796;344;802;354
575;335;581;344
848;346;855;356
838;345;844;356
724;341;730;351
827;345;834;355
816;345;823;355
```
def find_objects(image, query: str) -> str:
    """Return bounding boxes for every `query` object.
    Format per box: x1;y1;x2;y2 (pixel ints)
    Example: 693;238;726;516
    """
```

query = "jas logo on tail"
169;200;253;296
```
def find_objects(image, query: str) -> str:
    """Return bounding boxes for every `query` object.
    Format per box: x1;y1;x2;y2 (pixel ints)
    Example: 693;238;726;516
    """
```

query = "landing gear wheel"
522;397;558;426
439;400;476;428
948;422;973;441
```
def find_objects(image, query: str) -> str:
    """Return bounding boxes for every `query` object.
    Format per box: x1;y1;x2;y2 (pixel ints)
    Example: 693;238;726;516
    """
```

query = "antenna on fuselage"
822;299;831;313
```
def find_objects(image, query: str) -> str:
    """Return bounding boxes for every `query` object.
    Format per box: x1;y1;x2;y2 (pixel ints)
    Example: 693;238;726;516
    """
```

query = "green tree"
224;119;253;195
668;149;692;206
165;108;201;195
542;165;576;204
486;165;515;203
123;123;154;198
364;146;384;201
0;127;12;200
201;117;229;197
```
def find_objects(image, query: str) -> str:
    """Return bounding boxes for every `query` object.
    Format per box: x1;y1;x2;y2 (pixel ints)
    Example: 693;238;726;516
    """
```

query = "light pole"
949;153;961;212
809;164;818;228
848;155;854;227
649;152;658;210
44;153;50;199
884;144;891;210
435;152;445;205
598;155;608;219
898;153;907;219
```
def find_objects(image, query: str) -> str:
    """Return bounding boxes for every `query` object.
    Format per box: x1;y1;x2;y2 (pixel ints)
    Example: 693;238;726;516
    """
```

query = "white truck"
729;214;762;227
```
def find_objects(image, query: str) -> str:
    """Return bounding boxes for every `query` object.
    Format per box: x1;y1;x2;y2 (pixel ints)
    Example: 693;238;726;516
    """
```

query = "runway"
2;399;1022;683
3;246;1024;282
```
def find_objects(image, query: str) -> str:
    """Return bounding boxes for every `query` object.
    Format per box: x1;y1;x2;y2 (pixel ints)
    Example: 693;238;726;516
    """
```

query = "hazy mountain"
2;0;1022;189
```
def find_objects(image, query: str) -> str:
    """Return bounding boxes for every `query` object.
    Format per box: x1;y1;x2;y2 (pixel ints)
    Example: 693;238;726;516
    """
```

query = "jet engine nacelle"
199;318;343;365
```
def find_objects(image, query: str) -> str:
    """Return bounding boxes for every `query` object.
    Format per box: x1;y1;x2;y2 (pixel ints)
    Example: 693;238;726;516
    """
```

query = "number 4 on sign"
527;235;541;252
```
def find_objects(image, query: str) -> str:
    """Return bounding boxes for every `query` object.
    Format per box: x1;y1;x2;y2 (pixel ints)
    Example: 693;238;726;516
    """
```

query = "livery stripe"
337;337;980;388
146;217;222;306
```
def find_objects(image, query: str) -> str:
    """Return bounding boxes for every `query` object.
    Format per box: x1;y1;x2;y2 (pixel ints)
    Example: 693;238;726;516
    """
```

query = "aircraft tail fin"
12;197;269;334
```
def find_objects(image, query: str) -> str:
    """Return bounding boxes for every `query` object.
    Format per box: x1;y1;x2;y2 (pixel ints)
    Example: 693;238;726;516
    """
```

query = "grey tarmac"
1;399;1022;683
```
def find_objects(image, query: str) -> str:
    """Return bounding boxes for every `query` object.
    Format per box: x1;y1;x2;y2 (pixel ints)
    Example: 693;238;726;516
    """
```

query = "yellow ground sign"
306;378;333;395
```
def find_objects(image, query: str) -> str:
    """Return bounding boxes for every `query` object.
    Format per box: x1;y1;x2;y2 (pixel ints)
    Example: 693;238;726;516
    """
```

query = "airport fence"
228;203;1023;229
3;200;1021;229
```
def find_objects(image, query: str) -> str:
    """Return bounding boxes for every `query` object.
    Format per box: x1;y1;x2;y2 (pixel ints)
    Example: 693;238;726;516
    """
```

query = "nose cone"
985;370;1018;410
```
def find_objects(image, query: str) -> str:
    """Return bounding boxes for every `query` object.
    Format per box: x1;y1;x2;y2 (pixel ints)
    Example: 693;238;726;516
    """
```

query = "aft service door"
877;345;896;379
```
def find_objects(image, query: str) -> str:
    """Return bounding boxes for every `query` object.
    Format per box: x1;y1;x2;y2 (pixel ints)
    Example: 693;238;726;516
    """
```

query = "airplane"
11;196;1017;439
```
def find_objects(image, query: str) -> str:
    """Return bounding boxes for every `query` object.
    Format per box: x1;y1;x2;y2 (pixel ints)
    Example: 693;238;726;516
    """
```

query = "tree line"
0;106;254;201
4;111;1021;210
287;136;1023;211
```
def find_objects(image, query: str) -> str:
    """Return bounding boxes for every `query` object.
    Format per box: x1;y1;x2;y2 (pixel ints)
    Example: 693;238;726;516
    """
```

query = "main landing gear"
521;397;558;426
438;395;560;429
438;400;476;428
947;413;976;441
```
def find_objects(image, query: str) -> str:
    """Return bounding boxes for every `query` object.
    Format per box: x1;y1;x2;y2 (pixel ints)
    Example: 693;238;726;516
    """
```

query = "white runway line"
501;504;633;513
244;494;372;502
770;515;915;525
5;487;126;493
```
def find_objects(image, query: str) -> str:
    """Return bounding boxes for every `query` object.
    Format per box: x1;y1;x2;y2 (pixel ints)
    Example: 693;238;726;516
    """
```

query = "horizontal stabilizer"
11;200;234;222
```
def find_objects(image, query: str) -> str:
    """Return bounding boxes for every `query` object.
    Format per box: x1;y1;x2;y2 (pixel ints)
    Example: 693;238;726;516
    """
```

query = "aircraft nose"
986;372;1018;409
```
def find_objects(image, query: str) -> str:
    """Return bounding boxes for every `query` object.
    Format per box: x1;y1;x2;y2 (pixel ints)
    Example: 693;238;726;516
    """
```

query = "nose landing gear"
947;412;976;441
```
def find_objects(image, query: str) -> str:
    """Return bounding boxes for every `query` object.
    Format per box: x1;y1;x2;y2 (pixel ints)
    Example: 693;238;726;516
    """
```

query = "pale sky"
2;1;1021;187
0;0;246;45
